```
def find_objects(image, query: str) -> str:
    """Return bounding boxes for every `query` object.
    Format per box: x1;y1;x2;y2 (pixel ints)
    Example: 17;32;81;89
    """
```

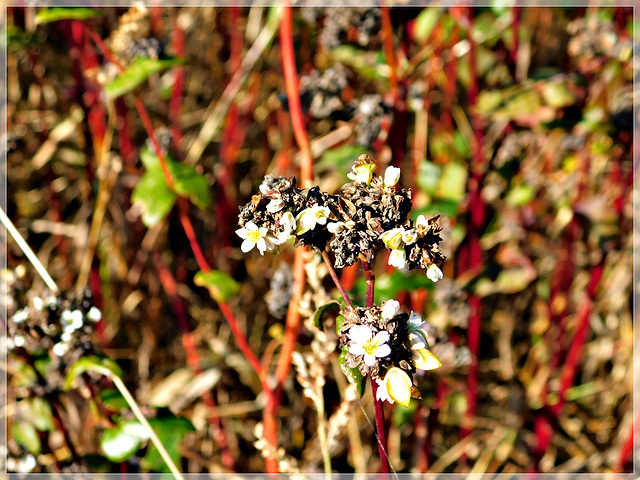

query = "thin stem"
103;369;185;480
380;4;398;102
321;251;354;309
361;260;390;474
0;207;58;292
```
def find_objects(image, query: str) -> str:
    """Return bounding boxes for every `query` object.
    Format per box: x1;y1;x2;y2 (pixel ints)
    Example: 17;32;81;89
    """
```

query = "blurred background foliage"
4;4;635;475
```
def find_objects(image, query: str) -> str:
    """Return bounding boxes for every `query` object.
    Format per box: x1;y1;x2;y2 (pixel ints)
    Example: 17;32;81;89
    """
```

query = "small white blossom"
381;299;400;320
384;166;401;187
402;229;418;245
380;228;404;249
259;183;271;195
426;263;443;283
347;163;376;185
348;325;391;367
416;215;427;229
33;297;44;310
327;221;346;234
276;211;296;243
61;332;72;343
388;248;407;269
14;336;25;348
87;306;102;322
70;310;83;330
236;221;270;255
53;342;69;356
11;308;29;323
407;311;430;347
266;198;285;213
296;206;331;235
375;376;394;404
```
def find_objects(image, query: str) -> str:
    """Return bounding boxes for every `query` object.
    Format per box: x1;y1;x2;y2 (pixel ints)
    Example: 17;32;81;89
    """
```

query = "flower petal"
363;353;377;366
349;343;365;356
385;368;412;407
348;325;373;343
241;239;254;252
245;221;258;231
375;344;391;358
413;349;442;371
373;330;390;344
235;228;249;239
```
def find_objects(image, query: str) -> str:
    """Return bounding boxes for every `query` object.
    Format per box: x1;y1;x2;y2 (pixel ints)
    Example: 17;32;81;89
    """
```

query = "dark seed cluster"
237;155;446;273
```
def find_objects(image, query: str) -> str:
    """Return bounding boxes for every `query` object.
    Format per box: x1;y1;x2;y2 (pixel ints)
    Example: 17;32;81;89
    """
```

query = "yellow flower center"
247;230;261;243
315;210;326;219
363;339;380;356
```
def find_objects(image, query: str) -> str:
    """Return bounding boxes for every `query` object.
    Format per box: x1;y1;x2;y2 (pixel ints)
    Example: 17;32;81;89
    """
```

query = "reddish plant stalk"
380;5;398;101
362;260;390;473
321;251;354;309
169;16;185;147
154;253;235;470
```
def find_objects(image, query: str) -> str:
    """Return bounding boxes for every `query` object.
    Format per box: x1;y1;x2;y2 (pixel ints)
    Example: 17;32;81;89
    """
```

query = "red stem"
321;251;354;309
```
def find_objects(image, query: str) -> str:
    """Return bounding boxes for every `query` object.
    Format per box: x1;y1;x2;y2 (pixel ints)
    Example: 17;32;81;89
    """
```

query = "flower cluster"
338;300;441;407
237;155;446;278
7;286;102;393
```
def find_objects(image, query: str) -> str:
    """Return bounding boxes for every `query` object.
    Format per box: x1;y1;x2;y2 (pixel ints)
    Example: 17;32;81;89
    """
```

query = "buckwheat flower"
408;331;427;351
375;376;394;404
11;308;29;323
259;183;271;195
327;221;346;234
388;247;407;269
276;211;296;243
236;221;270;255
296;205;331;235
407;311;430;345
87;306;102;323
381;299;400;320
384;367;413;407
426;263;444;283
413;348;442;371
33;297;44;311
266;198;285;213
53;342;69;356
348;325;391;367
384;166;401;187
380;228;404;249
416;214;427;229
347;163;376;185
402;229;418;245
14;336;25;348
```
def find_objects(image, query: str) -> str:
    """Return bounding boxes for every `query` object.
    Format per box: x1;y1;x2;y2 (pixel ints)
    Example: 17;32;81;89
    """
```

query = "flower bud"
384;166;401;187
412;348;442;371
384;367;413;407
426;263;443;283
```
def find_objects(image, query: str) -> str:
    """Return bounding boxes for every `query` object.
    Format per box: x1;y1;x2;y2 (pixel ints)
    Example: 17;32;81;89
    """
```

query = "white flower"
87;306;102;322
259;183;271;195
11;308;29;323
413;348;442;371
375;377;394;404
70;310;83;330
381;299;400;320
236;221;270;255
53;342;69;356
327;221;346;234
33;297;44;310
408;332;427;351
416;215;427;229
380;228;404;249
14;336;25;348
402;229;418;245
348;325;391;367
407;311;430;349
266;198;285;213
384;166;401;187
296;205;331;235
426;263;443;283
388;248;407;269
276;211;296;243
347;163;376;185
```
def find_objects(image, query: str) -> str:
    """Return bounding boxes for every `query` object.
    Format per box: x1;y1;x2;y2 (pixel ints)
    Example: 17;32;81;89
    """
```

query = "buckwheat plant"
237;154;446;471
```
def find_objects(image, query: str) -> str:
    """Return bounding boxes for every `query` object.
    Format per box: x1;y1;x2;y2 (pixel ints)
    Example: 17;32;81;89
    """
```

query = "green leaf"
541;81;576;108
105;57;184;100
133;147;211;224
26;397;55;432
414;8;442;44
194;270;240;303
131;168;177;227
505;184;535;207
335;314;345;335
12;422;41;455
99;389;129;412
142;415;195;472
65;356;122;390
338;347;365;398
100;420;150;463
170;162;211;210
312;301;341;329
436;162;468;203
417;161;442;195
331;46;388;83
35;7;102;24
